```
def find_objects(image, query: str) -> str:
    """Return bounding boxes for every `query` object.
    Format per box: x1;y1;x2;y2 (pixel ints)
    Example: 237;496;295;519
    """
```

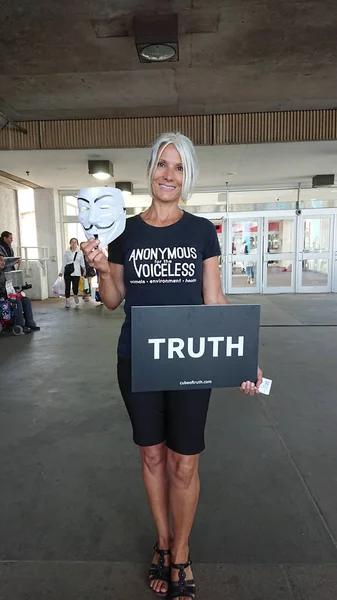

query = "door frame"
333;212;337;293
262;215;297;293
226;215;263;294
296;210;336;293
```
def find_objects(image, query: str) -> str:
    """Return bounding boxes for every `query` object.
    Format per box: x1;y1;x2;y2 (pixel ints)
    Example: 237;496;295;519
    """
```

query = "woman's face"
70;239;78;250
151;144;183;204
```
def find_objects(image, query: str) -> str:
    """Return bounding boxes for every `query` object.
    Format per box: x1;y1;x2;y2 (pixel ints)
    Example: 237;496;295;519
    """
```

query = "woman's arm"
202;256;228;305
202;256;262;394
99;263;125;310
82;238;125;310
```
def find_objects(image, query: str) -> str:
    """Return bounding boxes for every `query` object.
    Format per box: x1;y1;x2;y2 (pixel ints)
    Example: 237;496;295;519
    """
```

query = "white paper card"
258;377;272;395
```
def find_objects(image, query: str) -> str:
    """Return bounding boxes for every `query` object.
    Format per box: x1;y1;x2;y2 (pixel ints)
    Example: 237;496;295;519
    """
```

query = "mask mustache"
83;222;115;231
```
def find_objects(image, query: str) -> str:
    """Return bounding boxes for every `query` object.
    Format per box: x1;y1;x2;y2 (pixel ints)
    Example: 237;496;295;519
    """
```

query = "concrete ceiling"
1;141;337;191
1;0;337;120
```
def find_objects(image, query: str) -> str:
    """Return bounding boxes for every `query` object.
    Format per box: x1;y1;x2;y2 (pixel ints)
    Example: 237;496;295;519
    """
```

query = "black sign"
131;304;260;392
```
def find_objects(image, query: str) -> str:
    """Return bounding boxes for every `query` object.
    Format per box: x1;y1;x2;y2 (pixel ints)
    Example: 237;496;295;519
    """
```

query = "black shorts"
117;357;211;455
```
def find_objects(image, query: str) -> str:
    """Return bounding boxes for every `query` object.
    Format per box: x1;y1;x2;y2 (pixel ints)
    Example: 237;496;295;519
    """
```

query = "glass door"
263;217;296;293
220;216;227;294
210;218;225;292
334;220;337;293
227;218;262;293
202;216;227;293
296;215;334;292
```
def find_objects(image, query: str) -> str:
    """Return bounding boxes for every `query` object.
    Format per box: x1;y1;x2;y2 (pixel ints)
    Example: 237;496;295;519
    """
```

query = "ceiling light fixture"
88;160;114;180
312;174;334;187
140;44;176;62
116;181;134;196
134;14;179;63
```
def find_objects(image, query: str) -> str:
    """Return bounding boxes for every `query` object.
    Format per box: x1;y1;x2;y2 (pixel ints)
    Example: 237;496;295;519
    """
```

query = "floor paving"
0;294;336;599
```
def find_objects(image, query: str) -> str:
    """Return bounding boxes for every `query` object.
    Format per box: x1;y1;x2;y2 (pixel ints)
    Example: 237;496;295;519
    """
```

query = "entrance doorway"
263;217;296;293
217;211;336;294
296;215;334;293
227;218;262;294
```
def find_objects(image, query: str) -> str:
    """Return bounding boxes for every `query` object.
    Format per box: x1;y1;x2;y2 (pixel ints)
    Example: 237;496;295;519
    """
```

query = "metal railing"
19;246;50;272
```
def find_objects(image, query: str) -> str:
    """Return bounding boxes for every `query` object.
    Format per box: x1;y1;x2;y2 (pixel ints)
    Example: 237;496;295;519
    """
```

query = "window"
62;195;78;216
18;188;38;259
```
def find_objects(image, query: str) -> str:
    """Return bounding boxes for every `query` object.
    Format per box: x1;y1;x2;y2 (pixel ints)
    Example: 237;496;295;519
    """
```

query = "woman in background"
59;238;86;308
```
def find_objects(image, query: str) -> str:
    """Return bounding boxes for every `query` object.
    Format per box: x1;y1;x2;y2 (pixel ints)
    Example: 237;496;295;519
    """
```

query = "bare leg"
83;277;92;301
140;443;172;595
168;449;199;598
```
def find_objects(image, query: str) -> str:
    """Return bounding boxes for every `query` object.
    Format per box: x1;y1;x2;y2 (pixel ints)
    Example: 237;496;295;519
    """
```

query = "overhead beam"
0;170;42;189
0;112;28;134
0;110;336;151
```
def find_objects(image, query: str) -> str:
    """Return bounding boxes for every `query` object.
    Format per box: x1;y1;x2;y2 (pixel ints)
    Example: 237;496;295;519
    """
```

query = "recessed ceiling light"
88;160;114;180
134;14;179;63
92;172;111;181
139;44;176;62
116;181;134;196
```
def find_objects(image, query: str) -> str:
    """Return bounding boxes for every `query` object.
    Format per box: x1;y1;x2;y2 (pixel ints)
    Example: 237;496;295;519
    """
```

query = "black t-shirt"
108;211;221;357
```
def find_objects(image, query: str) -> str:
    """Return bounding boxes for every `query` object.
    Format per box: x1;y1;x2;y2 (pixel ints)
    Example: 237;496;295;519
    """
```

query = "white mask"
77;187;126;247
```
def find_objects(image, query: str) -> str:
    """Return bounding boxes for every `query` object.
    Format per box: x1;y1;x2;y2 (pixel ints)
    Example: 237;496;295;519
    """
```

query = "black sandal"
149;543;171;597
168;558;196;599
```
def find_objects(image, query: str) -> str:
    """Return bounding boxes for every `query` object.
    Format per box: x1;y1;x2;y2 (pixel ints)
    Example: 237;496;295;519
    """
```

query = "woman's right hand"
82;238;110;275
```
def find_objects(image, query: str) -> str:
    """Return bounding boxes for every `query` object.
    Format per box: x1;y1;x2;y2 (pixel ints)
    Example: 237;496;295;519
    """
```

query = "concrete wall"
0;185;20;251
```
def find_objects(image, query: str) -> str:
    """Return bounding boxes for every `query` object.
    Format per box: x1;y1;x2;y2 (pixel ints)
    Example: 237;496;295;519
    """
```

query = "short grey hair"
147;132;199;202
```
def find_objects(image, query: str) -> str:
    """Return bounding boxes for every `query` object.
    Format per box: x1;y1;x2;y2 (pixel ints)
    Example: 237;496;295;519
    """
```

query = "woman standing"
83;133;262;599
59;238;86;308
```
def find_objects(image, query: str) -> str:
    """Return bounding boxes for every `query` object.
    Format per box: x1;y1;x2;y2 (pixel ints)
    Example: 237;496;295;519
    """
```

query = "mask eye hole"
79;206;89;211
100;205;111;210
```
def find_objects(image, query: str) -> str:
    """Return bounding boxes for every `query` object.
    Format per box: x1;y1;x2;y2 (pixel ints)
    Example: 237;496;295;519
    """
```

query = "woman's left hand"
240;367;263;396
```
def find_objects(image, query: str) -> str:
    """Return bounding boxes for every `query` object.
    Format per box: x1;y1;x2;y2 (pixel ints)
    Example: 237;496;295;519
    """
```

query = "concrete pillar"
34;188;63;296
0;184;20;250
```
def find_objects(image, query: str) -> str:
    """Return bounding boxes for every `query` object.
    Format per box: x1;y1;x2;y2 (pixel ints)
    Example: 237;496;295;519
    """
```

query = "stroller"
0;282;32;336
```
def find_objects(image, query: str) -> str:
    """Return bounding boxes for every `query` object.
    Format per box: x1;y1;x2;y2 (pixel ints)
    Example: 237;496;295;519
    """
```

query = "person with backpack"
59;238;86;309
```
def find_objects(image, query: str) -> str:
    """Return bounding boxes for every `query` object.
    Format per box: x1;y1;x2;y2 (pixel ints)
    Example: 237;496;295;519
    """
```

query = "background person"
0;255;40;333
0;230;20;272
243;240;255;284
83;132;262;600
80;241;95;301
59;238;86;308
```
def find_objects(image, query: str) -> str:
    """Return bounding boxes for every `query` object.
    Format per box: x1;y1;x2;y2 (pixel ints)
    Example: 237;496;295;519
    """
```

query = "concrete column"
34;188;63;295
0;184;20;250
